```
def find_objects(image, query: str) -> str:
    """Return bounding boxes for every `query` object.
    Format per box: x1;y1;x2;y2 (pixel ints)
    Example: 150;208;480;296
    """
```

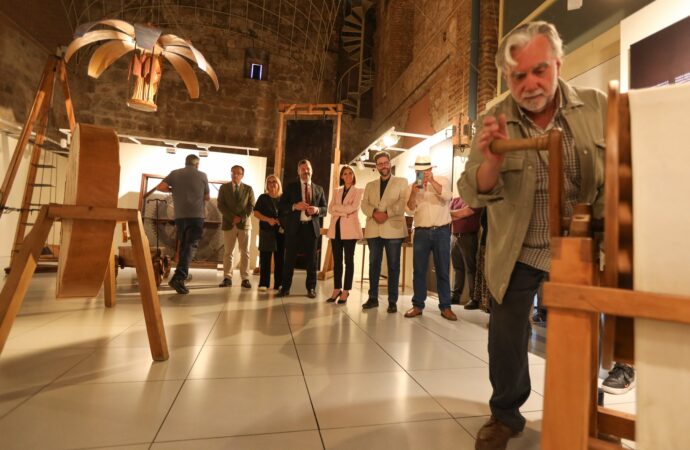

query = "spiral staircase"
338;0;374;117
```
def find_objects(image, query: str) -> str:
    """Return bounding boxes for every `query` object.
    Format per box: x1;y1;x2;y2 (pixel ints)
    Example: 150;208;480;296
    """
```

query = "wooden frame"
273;103;344;280
1;55;76;270
0;204;169;361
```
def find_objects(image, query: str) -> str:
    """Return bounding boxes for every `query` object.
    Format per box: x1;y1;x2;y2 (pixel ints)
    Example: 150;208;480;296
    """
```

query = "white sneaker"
258;286;268;292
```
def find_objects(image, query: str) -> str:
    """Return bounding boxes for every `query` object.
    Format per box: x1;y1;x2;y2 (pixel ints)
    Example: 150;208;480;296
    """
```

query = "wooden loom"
491;81;690;448
273;103;344;280
0;57;169;361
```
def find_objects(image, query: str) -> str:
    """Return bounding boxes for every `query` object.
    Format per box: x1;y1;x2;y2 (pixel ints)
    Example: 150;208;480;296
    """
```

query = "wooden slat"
274;111;285;178
544;282;690;325
542;309;598;449
47;204;140;222
128;214;169;361
0;208;54;352
597;407;635;441
588;437;625;450
103;245;116;308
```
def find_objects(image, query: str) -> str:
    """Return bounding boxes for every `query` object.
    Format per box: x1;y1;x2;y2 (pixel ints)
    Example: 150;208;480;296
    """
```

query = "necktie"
304;183;311;204
234;184;240;201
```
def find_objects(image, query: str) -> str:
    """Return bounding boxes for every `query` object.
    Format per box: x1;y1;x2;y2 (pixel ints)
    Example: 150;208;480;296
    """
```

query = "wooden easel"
272;103;344;280
0;204;169;361
0;55;76;268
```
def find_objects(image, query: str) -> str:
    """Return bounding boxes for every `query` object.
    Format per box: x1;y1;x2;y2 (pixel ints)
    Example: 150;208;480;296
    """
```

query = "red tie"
304;183;311;204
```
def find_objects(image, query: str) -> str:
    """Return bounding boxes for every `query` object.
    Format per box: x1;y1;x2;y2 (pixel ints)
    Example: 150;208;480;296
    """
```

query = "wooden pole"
0;58;56;211
274;111;285;178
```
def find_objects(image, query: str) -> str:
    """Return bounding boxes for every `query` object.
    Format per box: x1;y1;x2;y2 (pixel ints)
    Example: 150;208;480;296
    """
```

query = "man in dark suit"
278;159;327;298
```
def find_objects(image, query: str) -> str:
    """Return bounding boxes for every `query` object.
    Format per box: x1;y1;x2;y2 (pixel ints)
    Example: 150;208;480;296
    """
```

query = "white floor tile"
409;367;543;418
296;342;402;375
380;339;486;371
306;371;450;429
188;344;302;379
0;380;183;449
156;377;317;441
56;346;202;383
152;430;323;449
321;418;476;450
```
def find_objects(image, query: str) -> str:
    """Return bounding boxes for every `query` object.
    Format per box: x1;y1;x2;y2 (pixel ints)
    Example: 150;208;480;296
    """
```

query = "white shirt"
409;175;452;228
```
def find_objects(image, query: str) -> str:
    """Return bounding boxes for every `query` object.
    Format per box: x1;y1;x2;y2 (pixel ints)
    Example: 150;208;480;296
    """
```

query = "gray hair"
495;21;563;71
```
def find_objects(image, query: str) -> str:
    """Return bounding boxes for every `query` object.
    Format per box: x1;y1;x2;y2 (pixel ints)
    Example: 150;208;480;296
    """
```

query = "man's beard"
378;167;390;178
518;83;557;113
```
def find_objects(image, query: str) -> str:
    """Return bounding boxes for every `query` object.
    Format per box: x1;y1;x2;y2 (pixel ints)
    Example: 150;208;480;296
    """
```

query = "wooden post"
0;58;56;211
0;207;54;352
274;110;285;178
103;245;117;308
128;212;169;361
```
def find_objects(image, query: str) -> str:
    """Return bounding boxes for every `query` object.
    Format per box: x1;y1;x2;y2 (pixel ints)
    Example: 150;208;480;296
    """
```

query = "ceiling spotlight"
382;132;400;147
356;159;365;170
199;149;209;157
166;147;176;154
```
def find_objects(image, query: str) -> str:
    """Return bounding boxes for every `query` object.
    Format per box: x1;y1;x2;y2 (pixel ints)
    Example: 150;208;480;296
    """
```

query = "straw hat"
411;155;436;171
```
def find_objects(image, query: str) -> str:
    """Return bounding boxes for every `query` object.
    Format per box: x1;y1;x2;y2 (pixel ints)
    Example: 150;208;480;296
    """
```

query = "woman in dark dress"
253;175;284;292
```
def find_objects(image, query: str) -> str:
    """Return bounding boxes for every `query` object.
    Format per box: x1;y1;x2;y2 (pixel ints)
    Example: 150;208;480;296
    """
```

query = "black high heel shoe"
337;291;349;304
326;290;342;303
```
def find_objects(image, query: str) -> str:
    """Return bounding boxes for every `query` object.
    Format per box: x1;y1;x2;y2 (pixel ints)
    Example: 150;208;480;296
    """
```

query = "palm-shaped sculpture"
65;19;219;112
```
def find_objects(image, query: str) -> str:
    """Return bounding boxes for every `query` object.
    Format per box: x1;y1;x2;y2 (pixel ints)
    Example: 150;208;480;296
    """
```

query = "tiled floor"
0;269;636;449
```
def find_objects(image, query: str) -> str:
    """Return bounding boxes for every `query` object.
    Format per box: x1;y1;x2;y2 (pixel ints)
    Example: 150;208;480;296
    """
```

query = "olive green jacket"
457;79;606;303
217;182;256;230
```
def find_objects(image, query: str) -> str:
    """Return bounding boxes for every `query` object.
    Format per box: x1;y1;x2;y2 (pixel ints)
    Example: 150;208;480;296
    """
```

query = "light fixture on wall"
349;127;433;166
356;154;366;170
198;148;209;157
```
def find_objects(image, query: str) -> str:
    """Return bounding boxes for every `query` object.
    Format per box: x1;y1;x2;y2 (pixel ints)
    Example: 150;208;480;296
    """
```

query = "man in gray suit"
360;151;410;313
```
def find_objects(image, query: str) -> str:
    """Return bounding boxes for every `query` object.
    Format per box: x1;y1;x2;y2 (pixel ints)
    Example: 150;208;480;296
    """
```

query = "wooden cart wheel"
602;82;635;366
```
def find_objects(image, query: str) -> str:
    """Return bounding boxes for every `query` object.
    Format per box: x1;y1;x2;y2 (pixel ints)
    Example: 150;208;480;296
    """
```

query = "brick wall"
364;0;499;149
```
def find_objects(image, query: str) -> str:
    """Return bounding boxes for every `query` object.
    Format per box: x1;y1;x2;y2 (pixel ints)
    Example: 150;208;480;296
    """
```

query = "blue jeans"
367;237;403;303
411;226;451;310
173;218;204;281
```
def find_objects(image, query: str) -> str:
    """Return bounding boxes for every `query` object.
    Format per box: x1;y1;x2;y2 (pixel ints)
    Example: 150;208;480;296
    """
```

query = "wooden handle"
489;134;551;154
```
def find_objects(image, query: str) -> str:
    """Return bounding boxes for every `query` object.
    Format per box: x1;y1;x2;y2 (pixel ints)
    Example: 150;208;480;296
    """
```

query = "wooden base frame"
0;204;169;361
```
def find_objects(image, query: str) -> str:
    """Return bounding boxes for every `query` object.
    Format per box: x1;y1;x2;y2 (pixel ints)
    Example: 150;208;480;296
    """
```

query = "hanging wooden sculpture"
64;19;220;112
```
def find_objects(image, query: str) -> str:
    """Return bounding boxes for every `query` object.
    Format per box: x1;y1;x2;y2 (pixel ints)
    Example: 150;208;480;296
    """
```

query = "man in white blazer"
360;151;410;313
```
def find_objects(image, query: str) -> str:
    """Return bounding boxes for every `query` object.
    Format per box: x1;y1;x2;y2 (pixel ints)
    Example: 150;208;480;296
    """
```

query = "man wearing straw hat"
458;21;606;450
405;154;456;321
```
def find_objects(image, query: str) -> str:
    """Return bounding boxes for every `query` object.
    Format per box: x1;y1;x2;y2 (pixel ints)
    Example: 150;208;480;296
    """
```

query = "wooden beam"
58;59;76;132
274;111;285;177
541;309;598;449
0;207;54;352
0;58;56;211
544;282;690;325
128;213;169;361
47;204;140;222
103;245;116;308
597;407;635;441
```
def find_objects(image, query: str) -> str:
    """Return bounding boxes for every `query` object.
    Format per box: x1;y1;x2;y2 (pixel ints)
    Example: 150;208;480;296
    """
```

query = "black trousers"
488;262;546;432
282;222;317;291
259;232;285;289
332;238;356;290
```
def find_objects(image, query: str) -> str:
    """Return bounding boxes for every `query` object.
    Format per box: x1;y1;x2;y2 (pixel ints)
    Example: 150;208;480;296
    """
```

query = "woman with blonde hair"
253;174;284;291
325;165;363;303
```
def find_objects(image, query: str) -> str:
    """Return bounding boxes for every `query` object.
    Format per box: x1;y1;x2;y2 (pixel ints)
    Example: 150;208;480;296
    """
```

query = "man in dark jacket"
278;159;327;298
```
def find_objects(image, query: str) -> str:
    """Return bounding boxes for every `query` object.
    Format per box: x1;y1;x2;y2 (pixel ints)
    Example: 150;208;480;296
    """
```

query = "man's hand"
232;216;242;225
476;114;508;193
306;206;319;216
294;201;310;211
372;210;388;224
267;218;278;226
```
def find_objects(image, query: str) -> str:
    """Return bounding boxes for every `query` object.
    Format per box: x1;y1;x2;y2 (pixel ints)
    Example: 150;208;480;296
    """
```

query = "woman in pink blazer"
326;166;364;304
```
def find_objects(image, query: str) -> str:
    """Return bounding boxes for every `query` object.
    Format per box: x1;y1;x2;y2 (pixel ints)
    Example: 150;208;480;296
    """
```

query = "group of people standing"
156;19;621;450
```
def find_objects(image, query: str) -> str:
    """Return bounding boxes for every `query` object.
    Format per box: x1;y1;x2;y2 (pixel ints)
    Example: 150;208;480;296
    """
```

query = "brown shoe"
441;308;457;321
404;306;423;318
475;416;519;450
